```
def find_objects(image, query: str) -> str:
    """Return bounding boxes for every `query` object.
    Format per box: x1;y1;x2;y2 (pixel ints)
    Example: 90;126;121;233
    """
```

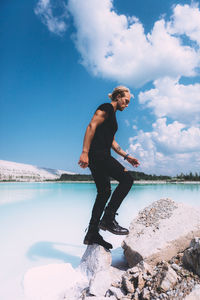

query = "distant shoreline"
1;180;200;184
55;180;200;184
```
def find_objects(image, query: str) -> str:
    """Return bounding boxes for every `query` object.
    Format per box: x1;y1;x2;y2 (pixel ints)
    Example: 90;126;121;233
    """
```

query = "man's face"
117;92;131;111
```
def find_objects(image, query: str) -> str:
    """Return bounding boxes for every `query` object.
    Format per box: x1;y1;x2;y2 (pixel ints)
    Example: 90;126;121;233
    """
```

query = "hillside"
0;160;74;182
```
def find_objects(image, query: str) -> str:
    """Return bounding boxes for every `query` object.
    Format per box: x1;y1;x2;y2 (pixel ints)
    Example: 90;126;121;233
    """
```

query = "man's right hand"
78;152;89;168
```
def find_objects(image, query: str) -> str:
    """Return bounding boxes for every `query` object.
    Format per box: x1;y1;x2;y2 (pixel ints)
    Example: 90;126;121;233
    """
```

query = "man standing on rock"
78;86;140;250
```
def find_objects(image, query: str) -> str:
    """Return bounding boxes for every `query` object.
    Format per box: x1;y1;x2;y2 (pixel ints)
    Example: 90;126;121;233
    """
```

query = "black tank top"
89;103;118;157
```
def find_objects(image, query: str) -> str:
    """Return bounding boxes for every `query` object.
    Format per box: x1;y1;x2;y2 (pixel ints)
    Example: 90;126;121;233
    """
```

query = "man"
78;86;140;250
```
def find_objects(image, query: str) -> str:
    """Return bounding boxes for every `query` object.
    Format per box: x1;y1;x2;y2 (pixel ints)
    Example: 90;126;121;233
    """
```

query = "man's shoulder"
96;102;113;112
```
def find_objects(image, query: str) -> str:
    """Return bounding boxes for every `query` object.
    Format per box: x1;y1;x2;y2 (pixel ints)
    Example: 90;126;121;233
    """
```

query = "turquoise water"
0;182;200;299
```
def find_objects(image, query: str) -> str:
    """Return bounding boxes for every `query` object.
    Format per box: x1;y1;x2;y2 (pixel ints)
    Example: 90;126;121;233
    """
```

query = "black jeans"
88;154;133;226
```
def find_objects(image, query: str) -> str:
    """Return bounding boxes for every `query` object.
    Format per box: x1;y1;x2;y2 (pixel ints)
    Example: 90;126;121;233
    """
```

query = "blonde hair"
108;86;133;101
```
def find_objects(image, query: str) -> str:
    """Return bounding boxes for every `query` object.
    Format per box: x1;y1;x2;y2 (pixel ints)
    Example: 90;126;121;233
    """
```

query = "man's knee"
97;186;111;199
122;170;133;186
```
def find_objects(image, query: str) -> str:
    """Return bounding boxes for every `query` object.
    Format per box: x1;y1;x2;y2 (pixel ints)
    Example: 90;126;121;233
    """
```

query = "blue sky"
1;0;200;175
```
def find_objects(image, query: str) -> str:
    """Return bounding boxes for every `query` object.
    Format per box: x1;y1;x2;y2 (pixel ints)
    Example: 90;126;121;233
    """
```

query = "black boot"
83;223;113;250
99;210;129;235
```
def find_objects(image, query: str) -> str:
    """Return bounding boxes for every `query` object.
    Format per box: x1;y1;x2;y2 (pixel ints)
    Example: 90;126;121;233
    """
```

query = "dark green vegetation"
175;172;200;182
59;173;93;181
58;171;200;182
129;171;171;181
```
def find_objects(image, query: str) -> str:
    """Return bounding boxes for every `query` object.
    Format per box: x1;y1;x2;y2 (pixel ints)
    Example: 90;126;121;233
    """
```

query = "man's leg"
99;156;133;235
105;156;133;213
89;176;111;227
83;158;113;249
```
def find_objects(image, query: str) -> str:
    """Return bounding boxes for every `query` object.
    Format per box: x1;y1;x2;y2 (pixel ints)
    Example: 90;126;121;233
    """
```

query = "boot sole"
99;224;129;235
83;238;112;249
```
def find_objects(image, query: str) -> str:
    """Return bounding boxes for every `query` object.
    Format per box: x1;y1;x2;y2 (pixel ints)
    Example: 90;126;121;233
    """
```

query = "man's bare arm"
112;137;140;168
78;110;108;168
112;138;127;158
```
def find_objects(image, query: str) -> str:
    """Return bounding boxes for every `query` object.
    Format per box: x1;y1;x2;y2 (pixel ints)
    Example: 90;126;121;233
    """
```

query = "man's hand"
78;152;89;168
126;155;140;168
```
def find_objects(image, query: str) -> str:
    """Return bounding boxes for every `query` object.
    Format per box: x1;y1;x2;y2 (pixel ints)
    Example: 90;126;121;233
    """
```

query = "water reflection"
27;241;81;267
0;182;199;206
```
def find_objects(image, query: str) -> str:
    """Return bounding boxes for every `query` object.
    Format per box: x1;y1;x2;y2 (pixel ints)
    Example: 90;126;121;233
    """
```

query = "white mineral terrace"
0;160;74;181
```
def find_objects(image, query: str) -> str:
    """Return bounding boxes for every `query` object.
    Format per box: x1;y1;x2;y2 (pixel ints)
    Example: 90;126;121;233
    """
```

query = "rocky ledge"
108;245;200;300
23;199;200;300
122;198;200;267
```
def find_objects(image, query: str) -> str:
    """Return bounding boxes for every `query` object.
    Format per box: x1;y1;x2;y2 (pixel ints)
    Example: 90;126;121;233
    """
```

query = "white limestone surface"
0;159;74;181
122;199;200;267
79;244;112;278
23;263;88;300
23;245;118;300
184;285;200;300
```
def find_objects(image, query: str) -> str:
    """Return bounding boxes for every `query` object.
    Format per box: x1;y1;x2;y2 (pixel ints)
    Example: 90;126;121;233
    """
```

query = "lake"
0;182;199;299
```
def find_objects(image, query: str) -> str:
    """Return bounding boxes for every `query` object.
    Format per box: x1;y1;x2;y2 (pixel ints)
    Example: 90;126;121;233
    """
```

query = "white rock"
23;263;88;300
23;244;119;300
160;265;178;292
79;244;112;279
122;199;200;267
137;261;153;275
138;273;145;290
142;287;150;300
122;275;135;294
183;237;200;276
129;266;139;273
110;266;124;286
109;286;126;299
171;263;181;271
85;297;116;300
184;284;200;300
89;270;112;297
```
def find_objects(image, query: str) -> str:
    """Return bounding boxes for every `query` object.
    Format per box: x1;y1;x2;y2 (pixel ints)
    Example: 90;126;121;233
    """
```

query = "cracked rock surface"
122;199;200;267
105;254;200;300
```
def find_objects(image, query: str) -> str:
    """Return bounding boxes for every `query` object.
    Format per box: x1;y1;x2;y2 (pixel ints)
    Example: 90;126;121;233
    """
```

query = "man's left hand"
126;156;140;167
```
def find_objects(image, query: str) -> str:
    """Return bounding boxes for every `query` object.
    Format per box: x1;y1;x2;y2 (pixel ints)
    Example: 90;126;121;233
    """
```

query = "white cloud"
67;0;199;87
35;0;68;35
125;119;130;127
168;3;200;46
128;118;200;175
139;77;200;124
34;0;200;87
132;125;137;130
34;0;200;175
